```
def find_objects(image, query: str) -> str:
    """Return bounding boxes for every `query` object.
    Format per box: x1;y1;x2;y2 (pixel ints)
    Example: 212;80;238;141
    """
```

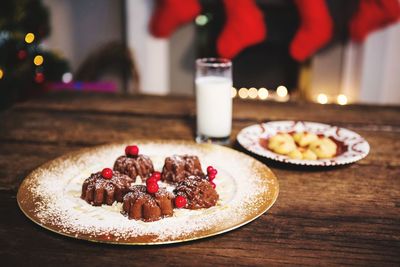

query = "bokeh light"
17;50;27;60
238;87;249;99
25;33;35;44
276;85;288;97
231;87;237;98
248;87;258;99
62;72;73;83
195;15;208;26
34;72;44;83
258;88;268;100
317;93;328;104
337;94;348;105
33;55;44;66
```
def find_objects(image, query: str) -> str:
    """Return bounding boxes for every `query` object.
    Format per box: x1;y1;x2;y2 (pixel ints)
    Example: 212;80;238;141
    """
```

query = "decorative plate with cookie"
237;121;370;166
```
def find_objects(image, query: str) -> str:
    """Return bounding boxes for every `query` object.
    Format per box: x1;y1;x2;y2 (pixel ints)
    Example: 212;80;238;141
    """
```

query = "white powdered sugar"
25;142;275;243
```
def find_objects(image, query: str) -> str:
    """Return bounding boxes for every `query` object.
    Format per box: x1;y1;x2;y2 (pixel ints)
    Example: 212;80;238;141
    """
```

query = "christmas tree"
0;0;70;109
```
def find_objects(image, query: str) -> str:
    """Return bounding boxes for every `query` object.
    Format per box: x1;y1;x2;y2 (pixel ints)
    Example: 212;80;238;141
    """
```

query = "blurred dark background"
1;0;399;110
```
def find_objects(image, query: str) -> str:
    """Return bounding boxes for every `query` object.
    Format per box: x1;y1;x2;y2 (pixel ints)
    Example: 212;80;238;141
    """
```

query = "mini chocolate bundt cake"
81;170;134;206
122;185;174;222
174;176;219;209
113;154;154;181
161;155;205;183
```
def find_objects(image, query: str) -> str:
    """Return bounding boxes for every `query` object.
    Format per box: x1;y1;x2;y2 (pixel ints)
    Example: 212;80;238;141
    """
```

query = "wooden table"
1;92;399;266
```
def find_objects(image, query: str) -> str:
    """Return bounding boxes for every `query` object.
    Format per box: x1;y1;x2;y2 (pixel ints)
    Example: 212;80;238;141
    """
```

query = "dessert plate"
237;121;370;166
17;140;279;245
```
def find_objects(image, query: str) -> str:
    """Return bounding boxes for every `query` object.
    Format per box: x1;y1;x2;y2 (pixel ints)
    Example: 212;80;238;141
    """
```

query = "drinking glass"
195;58;232;144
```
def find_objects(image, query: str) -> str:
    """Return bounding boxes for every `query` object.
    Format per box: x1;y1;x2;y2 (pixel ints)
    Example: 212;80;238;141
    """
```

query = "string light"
238;87;249;99
231;87;237;98
25;33;35;44
248;87;258;99
33;55;44;66
0;68;3;79
195;15;208;26
62;72;73;83
337;94;348;105
317;93;328;104
276;85;288;97
234;86;291;101
258;87;269;100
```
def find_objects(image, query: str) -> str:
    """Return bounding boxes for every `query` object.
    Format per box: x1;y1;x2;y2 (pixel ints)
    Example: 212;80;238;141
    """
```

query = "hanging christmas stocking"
350;0;400;43
217;0;266;59
149;0;201;38
289;0;333;62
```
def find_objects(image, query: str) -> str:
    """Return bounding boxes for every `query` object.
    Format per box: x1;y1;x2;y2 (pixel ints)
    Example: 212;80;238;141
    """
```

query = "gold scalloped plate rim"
17;140;279;245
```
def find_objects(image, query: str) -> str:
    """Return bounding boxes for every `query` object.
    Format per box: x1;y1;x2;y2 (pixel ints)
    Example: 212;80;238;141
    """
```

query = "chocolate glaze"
161;155;205;183
122;185;174;222
174;176;219;209
113;154;154;182
81;171;134;206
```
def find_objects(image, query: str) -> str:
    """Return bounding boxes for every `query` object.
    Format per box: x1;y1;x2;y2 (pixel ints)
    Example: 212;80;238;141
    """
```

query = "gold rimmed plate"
17;140;279;245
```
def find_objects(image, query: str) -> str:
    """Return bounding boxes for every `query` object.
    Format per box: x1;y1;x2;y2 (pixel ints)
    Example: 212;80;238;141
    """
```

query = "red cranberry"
101;168;113;179
125;145;139;157
210;169;218;176
152;171;161;181
207;166;214;174
210;181;216;189
146;177;158;185
208;173;216;181
174;196;187;208
146;182;159;194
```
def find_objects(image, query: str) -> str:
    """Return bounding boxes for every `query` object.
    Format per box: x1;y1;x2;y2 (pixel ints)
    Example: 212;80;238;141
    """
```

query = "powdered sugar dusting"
21;142;277;244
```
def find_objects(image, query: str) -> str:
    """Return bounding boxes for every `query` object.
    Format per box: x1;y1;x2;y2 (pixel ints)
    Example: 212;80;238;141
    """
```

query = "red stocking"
217;0;266;59
290;0;333;62
149;0;201;38
350;0;400;43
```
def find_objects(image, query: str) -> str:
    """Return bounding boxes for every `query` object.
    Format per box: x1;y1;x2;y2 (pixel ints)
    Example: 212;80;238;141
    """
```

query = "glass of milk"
195;58;232;144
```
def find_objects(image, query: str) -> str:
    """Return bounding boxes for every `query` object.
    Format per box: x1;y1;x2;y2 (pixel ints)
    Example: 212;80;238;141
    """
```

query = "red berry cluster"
125;145;139;157
101;168;113;179
207;166;217;189
146;171;161;194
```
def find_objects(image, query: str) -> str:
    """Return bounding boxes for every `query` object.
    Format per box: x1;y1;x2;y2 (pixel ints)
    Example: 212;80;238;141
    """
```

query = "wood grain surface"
1;92;399;266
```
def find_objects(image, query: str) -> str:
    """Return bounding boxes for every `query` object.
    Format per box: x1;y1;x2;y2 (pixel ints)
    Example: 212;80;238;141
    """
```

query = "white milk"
196;76;232;137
